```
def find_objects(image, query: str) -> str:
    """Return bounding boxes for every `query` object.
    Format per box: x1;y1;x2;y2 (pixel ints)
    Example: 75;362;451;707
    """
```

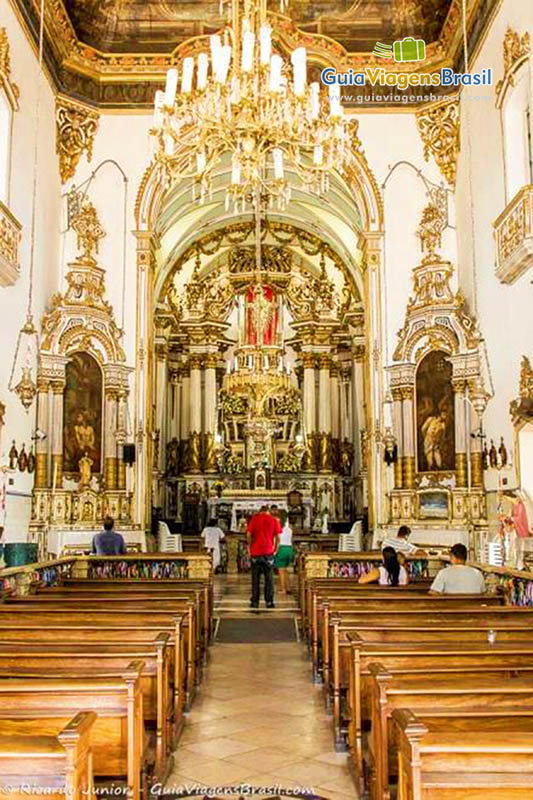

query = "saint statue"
421;408;447;470
74;412;95;456
78;452;93;489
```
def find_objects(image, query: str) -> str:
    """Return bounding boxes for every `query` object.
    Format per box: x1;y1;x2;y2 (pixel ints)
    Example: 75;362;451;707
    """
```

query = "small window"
0;87;12;204
503;65;532;200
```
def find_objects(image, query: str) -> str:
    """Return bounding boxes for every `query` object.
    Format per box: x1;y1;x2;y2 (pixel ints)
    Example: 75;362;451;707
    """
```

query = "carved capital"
352;344;365;362
318;353;331;371
56;97;99;184
189;354;203;371
203;353;218;370
302;353;316;370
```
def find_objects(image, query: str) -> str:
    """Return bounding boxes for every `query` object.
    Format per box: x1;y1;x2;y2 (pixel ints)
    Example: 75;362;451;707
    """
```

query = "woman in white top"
200;519;225;571
274;516;294;594
358;546;409;586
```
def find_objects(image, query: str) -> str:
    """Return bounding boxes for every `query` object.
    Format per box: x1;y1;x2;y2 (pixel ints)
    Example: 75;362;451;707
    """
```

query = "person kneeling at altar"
92;516;127;556
358;547;409;586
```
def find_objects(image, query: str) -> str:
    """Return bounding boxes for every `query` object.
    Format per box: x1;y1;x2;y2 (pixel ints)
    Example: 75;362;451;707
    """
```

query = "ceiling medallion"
56;97;99;184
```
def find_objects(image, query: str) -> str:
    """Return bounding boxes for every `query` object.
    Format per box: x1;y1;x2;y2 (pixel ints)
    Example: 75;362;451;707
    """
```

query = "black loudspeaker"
123;443;136;465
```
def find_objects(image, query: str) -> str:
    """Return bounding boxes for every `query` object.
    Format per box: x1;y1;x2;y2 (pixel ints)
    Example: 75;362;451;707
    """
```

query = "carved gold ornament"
510;356;533;424
416;99;460;187
496;27;531;103
0;27;19;106
56;97;99;184
0;200;22;287
72;200;105;263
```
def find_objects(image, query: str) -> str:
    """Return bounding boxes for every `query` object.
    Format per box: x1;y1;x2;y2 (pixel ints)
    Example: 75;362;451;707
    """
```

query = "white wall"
358;112;457;373
0;2;61;539
455;0;533;493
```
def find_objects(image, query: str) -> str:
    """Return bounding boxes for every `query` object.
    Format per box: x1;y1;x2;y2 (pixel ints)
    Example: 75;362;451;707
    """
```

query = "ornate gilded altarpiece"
30;199;134;556
388;203;489;530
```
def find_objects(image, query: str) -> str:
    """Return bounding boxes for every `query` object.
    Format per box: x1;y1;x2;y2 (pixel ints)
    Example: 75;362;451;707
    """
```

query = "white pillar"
155;344;168;474
318;353;332;471
302;353;316;435
50;381;64;489
330;363;340;441
203;353;218;472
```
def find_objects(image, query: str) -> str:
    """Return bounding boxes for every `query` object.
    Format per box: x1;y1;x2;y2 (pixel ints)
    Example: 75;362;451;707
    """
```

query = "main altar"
155;219;362;534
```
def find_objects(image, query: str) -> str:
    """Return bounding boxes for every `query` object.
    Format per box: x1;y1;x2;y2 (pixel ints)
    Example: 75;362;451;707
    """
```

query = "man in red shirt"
247;505;281;609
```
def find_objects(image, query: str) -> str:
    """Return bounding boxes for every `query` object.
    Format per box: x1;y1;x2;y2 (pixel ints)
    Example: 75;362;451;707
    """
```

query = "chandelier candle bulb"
260;25;271;65
231;76;241;104
164;68;178;106
210;34;221;58
181;57;194;93
309;82;320;119
291;47;307;96
216;45;232;84
313;144;323;165
272;148;284;180
197;53;209;90
231;158;242;184
164;133;174;156
269;54;282;92
153;90;165;126
242;31;255;72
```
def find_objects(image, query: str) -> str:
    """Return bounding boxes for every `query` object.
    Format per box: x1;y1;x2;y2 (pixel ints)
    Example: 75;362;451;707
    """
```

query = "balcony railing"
0;199;22;287
494;184;533;284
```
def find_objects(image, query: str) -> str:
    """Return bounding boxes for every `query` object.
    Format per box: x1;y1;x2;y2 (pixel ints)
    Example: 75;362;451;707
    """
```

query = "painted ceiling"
14;0;497;107
62;0;454;55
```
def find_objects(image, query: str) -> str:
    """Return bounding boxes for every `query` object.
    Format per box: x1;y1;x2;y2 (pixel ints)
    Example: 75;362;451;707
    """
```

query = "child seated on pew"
357;547;409;586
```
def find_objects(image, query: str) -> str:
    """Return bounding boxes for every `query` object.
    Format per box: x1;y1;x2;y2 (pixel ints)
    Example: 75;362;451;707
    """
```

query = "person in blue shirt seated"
91;516;127;556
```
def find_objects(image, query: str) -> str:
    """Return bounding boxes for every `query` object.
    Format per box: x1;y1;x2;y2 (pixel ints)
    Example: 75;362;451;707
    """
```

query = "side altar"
29;199;141;559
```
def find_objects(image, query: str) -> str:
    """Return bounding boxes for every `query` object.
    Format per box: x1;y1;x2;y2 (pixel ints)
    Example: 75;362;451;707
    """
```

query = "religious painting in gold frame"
63;352;103;474
416;350;455;473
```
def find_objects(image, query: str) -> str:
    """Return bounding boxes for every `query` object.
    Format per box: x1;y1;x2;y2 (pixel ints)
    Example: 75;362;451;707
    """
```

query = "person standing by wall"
247;505;281;609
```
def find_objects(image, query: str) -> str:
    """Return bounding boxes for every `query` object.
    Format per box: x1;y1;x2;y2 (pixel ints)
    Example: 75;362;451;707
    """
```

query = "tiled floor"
166;577;358;799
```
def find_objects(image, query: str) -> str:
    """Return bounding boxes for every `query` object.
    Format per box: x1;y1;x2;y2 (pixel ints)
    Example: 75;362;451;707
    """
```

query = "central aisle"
166;577;356;799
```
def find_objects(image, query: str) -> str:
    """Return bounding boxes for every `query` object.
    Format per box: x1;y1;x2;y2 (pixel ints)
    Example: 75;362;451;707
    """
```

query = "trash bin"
3;543;39;568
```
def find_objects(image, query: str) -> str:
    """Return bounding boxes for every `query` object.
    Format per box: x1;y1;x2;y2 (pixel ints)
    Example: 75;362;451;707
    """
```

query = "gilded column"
180;364;190;471
318;353;332;471
468;386;484;489
203;353;218;472
104;389;118;490
155;342;168;474
453;380;467;488
391;388;404;489
134;230;157;529
352;345;365;474
330;361;340;471
401;387;415;489
188;354;202;472
302;352;317;470
116;391;127;491
50;381;65;489
34;377;49;489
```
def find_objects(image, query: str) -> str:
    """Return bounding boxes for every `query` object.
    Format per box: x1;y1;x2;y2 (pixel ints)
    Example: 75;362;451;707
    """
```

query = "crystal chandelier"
151;0;355;212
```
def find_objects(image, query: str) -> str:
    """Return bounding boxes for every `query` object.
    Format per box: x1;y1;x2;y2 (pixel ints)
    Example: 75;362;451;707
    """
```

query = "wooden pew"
0;637;173;779
346;635;533;793
0;711;96;800
0;605;197;707
393;708;533;799
326;609;533;748
40;578;213;648
368;666;533;800
0;663;145;800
